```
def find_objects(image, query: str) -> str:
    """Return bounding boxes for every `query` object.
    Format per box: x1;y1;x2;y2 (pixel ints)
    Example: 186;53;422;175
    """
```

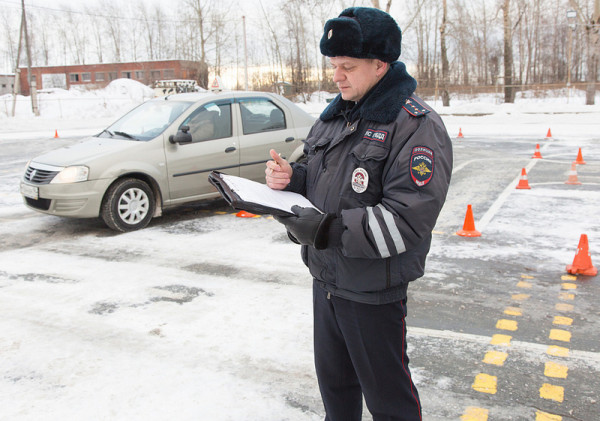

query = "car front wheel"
101;178;155;232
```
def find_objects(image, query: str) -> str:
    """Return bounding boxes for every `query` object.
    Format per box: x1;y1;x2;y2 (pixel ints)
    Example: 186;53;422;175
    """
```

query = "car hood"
31;136;147;167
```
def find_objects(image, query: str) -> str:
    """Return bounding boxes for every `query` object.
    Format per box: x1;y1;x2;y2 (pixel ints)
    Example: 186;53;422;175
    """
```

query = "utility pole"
242;16;249;91
22;0;39;116
11;9;24;117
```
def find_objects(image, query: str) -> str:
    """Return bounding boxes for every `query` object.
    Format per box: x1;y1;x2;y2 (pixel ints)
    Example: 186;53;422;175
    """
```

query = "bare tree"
569;0;599;105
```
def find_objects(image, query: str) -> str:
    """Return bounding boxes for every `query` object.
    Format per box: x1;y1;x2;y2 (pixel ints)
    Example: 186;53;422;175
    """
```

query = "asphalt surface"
1;132;599;420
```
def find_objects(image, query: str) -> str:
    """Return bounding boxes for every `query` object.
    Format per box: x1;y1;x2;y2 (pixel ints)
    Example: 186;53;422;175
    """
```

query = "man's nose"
332;68;345;83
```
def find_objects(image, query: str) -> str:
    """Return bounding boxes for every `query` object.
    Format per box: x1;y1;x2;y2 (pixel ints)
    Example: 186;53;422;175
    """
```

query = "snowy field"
1;81;599;420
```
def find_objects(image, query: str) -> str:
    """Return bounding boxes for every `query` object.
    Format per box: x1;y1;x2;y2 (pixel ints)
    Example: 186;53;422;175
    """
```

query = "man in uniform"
266;7;453;421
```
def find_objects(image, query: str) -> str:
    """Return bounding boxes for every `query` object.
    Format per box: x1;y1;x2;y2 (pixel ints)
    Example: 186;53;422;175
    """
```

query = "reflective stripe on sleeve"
376;203;406;254
366;206;390;258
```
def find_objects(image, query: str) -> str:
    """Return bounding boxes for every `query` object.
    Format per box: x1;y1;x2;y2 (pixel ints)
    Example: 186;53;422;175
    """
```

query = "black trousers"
313;283;422;421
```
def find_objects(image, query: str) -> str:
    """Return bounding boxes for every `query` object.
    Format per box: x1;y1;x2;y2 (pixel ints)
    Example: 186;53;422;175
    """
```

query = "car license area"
20;182;39;200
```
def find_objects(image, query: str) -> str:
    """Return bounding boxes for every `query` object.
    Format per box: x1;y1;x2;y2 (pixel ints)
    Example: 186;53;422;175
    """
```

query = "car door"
235;96;299;182
165;99;240;202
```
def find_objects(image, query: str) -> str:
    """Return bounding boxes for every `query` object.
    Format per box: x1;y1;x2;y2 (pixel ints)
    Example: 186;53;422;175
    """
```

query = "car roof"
160;90;279;103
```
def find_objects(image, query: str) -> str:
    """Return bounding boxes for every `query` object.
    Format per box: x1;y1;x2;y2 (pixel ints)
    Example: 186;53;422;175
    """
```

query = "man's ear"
375;60;389;77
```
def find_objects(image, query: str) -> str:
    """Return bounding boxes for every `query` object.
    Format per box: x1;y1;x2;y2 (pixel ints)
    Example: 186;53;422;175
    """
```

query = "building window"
150;70;161;79
95;72;105;82
69;74;79;82
135;71;144;79
1;84;5;88
81;72;91;82
122;71;132;79
163;69;175;78
108;72;118;81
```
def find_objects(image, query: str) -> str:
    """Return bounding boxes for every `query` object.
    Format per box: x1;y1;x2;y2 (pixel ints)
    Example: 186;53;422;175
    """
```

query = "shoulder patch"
402;97;431;117
410;146;434;187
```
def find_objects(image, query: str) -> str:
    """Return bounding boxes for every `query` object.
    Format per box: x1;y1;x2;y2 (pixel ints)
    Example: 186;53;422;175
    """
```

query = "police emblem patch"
410;146;434;187
363;128;388;143
351;167;369;193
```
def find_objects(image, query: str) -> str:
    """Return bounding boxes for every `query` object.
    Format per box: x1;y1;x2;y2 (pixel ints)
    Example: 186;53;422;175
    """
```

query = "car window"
181;102;232;143
238;98;286;135
100;100;193;141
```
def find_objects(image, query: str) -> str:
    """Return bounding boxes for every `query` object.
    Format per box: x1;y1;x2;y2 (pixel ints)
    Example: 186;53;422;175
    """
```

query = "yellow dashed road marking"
555;303;574;312
547;345;570;357
496;319;518;331
558;292;575;300
517;280;532;288
504;307;522;316
461;406;489;421
511;293;530;301
553;316;573;326
561;283;577;290
549;329;571;342
540;383;564;402
483;350;508;366
536;410;562;421
561;275;576;281
521;274;535;279
544;361;569;378
472;373;497;394
490;334;512;346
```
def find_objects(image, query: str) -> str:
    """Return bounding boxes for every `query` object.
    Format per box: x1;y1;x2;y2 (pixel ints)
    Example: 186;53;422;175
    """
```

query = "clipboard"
208;171;320;216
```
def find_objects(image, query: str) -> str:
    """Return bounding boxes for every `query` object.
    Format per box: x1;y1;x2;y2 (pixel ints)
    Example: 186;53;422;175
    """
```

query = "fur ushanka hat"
320;7;402;63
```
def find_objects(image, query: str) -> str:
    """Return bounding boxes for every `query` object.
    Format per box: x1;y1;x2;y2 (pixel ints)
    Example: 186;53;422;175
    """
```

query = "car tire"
101;178;155;232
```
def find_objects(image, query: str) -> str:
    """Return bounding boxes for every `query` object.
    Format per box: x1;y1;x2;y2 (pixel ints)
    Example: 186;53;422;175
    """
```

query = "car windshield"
98;100;194;141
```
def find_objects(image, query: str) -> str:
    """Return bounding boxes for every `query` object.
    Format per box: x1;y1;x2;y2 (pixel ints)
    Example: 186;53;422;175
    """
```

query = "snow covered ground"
1;81;599;420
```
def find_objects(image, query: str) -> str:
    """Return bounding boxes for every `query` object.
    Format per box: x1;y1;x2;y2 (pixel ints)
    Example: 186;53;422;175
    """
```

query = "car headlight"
50;166;89;184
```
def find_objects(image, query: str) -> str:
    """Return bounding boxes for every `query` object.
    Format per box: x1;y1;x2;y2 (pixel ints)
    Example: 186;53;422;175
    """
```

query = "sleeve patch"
410;146;434;187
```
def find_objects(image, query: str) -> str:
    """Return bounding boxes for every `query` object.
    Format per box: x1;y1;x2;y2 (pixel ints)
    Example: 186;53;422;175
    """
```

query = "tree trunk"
503;0;515;103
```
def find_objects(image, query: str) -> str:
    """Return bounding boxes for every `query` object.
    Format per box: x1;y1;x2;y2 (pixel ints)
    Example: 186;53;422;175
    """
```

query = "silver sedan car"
20;91;315;231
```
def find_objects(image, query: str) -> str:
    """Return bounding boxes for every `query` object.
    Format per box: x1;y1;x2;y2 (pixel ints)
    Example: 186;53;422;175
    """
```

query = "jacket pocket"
343;141;390;206
334;251;388;292
306;137;331;191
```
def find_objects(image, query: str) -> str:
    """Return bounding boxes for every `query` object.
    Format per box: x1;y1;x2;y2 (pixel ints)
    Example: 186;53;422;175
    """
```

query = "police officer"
266;7;452;421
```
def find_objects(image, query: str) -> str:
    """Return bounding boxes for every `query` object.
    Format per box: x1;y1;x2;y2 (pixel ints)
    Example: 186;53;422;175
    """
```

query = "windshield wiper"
100;129;114;137
113;131;139;140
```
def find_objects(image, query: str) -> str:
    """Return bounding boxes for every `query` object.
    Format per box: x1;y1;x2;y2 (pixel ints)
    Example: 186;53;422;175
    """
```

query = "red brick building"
18;60;203;95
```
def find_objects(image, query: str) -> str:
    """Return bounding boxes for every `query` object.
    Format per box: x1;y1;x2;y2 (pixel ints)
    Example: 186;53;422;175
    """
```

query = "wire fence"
415;82;600;102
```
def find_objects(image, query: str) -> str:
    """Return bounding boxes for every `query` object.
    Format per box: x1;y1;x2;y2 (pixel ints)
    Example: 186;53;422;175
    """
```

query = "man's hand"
274;206;335;250
265;149;292;190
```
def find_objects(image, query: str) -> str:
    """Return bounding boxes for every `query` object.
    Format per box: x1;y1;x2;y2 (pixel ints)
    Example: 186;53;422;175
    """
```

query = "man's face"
330;56;387;102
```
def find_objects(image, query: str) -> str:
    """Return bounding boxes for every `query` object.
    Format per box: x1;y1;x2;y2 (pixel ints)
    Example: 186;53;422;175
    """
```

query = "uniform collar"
320;61;417;124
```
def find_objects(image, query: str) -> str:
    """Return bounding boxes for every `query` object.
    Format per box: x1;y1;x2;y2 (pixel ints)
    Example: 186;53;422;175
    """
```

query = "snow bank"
0;78;154;120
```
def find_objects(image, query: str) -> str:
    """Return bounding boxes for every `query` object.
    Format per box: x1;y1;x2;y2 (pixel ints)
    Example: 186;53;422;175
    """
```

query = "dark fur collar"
320;61;417;124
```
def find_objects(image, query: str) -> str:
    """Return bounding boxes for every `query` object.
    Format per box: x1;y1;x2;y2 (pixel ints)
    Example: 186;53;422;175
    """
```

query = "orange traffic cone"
457;128;464;138
532;144;543;159
236;210;258;218
545;128;552;139
574;148;586;165
516;168;531;189
456;204;481;237
566;234;597;276
565;162;581;185
54;130;59;138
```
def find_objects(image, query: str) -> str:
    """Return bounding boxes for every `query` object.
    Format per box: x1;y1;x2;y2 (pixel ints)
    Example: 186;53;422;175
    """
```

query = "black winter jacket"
286;61;453;304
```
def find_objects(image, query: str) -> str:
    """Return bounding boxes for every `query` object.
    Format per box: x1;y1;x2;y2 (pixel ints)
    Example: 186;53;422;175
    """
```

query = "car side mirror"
169;125;192;145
